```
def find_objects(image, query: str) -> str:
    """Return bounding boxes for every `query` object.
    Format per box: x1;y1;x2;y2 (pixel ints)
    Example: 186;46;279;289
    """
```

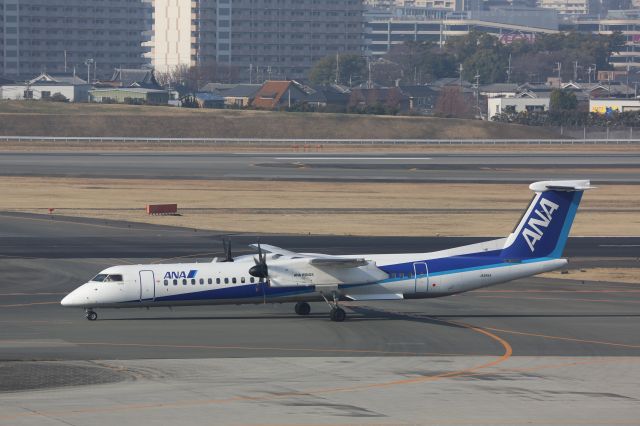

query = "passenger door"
139;270;155;301
413;262;429;293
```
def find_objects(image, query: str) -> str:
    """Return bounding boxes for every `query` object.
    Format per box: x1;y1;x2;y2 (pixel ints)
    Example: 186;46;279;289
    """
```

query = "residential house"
399;85;439;114
194;92;226;108
590;99;640;114
0;72;91;102
205;84;261;108
89;87;170;105
250;81;310;110
479;83;519;98
309;85;351;111
95;68;161;90
349;87;410;113
488;97;550;120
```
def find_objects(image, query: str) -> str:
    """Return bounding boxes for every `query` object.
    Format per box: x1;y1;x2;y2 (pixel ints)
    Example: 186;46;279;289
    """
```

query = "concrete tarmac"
1;151;639;182
1;214;639;425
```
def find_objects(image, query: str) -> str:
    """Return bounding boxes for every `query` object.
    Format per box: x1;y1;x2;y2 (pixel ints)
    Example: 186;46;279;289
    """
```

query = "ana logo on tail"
522;198;560;252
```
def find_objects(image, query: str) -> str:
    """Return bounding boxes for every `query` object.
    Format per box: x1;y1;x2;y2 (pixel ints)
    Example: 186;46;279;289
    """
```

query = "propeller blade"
249;240;268;278
221;238;234;262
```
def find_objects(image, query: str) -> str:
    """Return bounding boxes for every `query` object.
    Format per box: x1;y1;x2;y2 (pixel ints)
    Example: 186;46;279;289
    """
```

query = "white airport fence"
1;136;640;145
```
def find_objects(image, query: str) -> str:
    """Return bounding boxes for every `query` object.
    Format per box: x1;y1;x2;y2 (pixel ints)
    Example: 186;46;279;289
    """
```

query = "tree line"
156;31;625;91
308;31;626;86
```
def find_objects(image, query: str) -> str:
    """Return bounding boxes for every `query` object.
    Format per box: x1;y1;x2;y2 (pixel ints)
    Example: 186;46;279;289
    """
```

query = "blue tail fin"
501;180;593;260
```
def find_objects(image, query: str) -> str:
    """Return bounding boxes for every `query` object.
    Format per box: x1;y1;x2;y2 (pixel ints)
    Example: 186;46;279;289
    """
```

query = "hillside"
0;101;561;139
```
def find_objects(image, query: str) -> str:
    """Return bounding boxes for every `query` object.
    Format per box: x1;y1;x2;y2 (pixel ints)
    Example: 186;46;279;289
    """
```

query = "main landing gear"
321;291;347;322
294;301;311;316
85;309;98;321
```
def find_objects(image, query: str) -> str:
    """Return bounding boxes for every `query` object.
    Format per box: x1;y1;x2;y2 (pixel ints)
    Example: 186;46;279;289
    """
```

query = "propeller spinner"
249;242;269;279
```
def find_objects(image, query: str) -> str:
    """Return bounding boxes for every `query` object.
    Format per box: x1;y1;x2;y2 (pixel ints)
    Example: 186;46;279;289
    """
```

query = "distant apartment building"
151;0;366;80
560;10;640;67
366;7;558;56
538;0;589;15
0;0;153;79
366;6;640;68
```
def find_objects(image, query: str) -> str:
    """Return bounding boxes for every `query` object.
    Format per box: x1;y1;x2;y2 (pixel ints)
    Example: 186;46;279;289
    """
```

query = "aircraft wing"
248;244;301;257
249;244;369;268
309;258;368;268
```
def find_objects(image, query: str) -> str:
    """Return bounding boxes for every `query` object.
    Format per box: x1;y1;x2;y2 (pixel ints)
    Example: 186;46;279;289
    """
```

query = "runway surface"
1;151;640;182
1;214;639;425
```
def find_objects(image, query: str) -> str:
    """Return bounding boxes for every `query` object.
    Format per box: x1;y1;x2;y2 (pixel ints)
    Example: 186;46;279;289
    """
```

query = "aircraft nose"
61;288;82;307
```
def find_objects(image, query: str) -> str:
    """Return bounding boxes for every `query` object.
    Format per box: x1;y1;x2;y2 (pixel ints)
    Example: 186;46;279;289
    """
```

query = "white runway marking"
275;157;433;160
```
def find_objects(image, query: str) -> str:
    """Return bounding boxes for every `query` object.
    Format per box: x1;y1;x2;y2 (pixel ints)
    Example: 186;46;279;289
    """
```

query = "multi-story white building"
0;0;153;79
149;0;191;73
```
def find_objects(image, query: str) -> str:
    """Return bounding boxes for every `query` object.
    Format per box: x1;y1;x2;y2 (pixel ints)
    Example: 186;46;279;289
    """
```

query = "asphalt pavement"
0;151;639;182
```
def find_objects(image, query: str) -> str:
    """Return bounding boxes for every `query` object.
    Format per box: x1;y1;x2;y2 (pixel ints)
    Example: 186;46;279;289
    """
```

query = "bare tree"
434;86;473;118
155;63;243;92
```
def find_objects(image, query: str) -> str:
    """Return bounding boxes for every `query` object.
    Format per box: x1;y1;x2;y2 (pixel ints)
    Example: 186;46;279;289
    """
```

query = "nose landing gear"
85;309;98;321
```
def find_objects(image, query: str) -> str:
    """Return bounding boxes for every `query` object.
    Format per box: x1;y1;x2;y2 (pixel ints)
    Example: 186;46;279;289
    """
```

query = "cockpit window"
104;274;123;282
91;274;108;282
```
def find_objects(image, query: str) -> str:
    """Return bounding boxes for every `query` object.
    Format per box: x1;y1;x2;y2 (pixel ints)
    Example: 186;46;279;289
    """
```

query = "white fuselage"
61;248;566;309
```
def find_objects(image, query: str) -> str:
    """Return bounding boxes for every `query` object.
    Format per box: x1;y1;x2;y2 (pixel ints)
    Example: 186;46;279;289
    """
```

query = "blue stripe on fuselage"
119;251;557;304
153;282;316;303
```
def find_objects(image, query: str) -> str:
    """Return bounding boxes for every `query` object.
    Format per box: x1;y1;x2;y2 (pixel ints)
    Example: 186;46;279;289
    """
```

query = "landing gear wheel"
329;307;346;322
294;302;311;316
85;310;98;321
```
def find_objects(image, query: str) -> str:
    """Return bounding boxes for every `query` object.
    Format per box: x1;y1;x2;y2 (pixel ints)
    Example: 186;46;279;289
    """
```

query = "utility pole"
573;61;578;82
506;53;512;83
84;58;94;84
474;73;481;119
335;52;340;85
64;50;68;73
626;63;630;88
458;63;463;86
587;65;593;84
555;62;562;85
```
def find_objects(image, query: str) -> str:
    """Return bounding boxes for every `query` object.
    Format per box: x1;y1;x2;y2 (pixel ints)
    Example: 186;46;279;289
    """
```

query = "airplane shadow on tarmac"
94;306;640;325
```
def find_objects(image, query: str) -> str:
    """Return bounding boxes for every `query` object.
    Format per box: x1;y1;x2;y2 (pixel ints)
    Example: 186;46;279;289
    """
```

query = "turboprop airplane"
61;180;593;322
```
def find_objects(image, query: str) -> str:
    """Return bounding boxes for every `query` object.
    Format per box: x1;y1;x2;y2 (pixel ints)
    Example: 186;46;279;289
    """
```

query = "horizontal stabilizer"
529;180;595;192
